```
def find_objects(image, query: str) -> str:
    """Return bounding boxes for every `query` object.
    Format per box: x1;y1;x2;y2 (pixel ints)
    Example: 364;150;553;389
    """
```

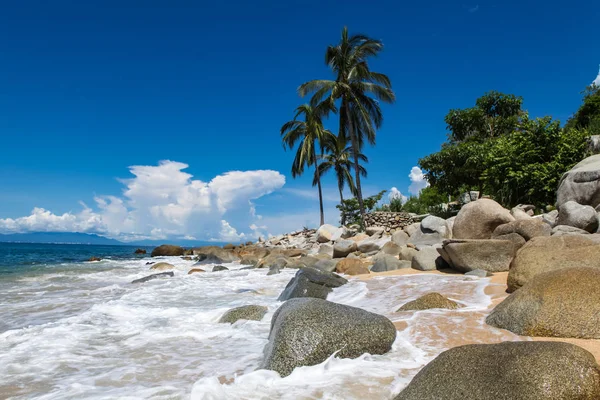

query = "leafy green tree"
281;103;331;225
565;84;600;134
402;187;450;216
313;133;367;225
337;190;386;226
299;27;395;226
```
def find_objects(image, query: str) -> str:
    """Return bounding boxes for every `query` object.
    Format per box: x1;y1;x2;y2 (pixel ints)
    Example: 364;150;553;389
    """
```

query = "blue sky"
0;0;599;242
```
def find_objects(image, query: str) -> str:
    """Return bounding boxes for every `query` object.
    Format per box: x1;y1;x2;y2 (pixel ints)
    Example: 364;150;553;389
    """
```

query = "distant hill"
0;232;125;245
0;232;234;247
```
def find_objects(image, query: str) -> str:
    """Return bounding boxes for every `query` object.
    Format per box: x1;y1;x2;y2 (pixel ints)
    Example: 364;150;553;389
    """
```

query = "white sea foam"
0;258;522;399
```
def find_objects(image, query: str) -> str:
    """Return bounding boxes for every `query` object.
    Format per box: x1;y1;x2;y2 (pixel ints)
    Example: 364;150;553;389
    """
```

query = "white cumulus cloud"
0;160;285;242
388;187;408;203
593;65;600;87
408;166;430;195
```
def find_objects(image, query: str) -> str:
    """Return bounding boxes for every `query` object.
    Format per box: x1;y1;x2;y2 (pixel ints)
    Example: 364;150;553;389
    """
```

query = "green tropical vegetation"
281;28;600;227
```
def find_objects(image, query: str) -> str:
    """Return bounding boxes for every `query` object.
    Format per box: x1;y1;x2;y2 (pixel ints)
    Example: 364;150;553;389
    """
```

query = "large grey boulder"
411;247;443;271
399;246;418;261
442;239;518;273
394;341;600;400
452;199;515;239
151;244;185;257
556;200;599;233
261;298;396;377
371;254;410;272
313;259;338;273
366;226;385;237
408;217;449;246
332;239;358;258
317;243;334;258
507;235;600;292
403;223;420;237
278;268;347;301
356;238;381;253
556;154;600;209
391;230;409;246
193;245;239;263
381;242;402;256
541;209;559;227
219;305;268;324
316;224;343;243
488;267;600;338
492;219;552;242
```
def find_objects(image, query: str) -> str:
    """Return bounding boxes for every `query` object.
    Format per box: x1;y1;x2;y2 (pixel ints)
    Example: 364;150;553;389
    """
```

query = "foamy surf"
0;257;523;399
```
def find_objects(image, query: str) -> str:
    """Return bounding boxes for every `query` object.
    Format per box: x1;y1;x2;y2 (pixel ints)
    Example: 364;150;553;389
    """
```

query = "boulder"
317;244;334;258
492;232;527;248
541;209;559;227
212;265;229;272
420;215;451;238
312;259;338;273
134;248;147;254
131;271;174;283
411;247;443;271
335;258;371;275
381;242;402;256
267;266;280;275
150;244;185;257
442;239;518;273
261;298;396;377
394;341;600;400
366;226;385;237
371;254;410;272
397;292;459;311
188;268;205;274
256;254;294;269
349;233;369;242
465;269;493;277
332;239;358;258
356;238;381;253
488;267;600;338
192;246;239;263
223;243;236;250
219;305;268;324
398;246;418;261
278;268;347;301
316;224;343;243
150;262;176;271
87;256;101;262
556;154;600;209
556;200;599;233
403;223;420;237
492;219;552;242
452;199;515;239
510;206;532;220
507;235;600;292
391;230;409;246
551;225;591;236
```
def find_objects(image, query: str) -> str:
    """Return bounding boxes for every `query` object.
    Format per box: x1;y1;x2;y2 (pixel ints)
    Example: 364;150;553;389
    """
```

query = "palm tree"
281;103;332;226
313;133;367;225
298;27;395;227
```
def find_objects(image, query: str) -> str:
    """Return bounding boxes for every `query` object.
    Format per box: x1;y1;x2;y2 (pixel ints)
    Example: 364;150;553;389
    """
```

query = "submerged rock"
131;271;174;283
278;268;347;301
488;267;600;338
87;256;101;262
187;268;206;274
397;293;459;311
394;341;600;400
212;265;229;272
150;262;175;271
218;305;268;324
261;298;396;377
134;248;147;254
150;244;185;257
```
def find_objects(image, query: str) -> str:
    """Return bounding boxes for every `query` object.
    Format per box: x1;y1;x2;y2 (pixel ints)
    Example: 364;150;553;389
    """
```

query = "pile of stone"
363;211;414;233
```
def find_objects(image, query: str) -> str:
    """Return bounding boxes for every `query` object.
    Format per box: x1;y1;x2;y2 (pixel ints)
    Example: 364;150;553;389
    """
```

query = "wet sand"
357;268;600;363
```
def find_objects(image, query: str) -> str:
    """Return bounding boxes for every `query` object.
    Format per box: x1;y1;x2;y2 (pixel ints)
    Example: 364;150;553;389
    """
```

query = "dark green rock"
218;305;268;324
277;268;347;301
394;341;600;400
261;298;396;377
398;292;459;311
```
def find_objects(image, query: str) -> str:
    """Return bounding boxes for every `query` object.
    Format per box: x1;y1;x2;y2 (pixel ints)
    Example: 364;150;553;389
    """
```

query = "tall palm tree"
298;27;395;227
281;103;332;226
313;133;367;225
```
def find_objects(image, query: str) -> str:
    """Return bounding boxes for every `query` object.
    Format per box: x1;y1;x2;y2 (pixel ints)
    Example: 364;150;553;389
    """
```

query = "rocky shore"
146;154;600;398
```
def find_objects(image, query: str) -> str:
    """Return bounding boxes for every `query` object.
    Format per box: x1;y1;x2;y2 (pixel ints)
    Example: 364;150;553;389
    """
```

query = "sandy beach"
359;268;600;363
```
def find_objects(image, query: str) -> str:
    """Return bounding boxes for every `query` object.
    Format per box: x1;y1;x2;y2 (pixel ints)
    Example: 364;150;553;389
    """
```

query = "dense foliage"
337;190;386;226
419;90;593;209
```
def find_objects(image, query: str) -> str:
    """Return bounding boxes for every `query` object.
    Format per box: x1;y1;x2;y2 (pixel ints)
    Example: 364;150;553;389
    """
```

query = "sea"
0;242;523;399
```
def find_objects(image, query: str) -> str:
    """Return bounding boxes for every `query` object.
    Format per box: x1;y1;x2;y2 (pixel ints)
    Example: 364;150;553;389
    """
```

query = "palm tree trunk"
344;101;366;228
338;185;346;226
313;147;325;226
